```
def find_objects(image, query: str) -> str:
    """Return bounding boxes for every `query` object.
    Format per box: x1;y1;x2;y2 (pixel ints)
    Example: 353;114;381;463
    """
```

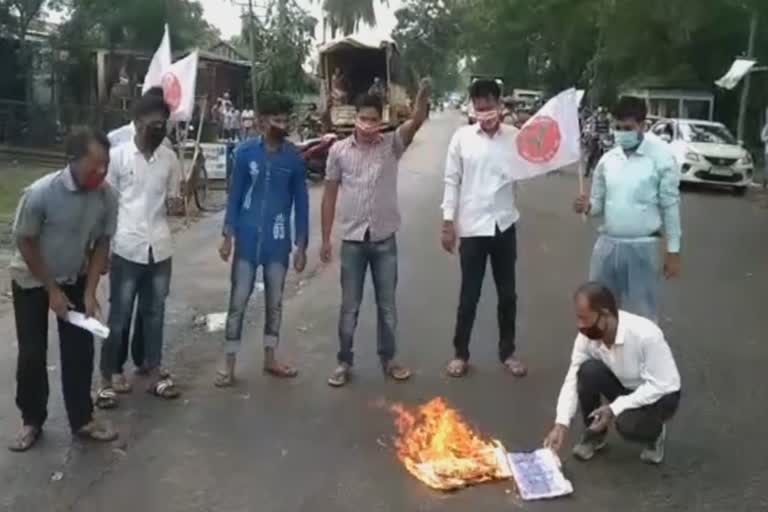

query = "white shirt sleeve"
609;332;681;416
442;131;463;221
555;336;592;427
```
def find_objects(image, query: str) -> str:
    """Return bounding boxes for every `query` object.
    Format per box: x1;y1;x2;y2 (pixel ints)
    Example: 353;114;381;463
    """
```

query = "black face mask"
579;314;604;341
145;124;167;150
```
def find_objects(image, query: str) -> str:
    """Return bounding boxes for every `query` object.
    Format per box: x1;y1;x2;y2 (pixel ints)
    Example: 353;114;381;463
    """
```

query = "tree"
393;0;462;95
311;0;387;38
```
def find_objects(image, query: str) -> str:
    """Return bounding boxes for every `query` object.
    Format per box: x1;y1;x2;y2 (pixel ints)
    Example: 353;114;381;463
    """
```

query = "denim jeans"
337;235;398;366
225;259;287;354
101;253;172;379
589;235;659;322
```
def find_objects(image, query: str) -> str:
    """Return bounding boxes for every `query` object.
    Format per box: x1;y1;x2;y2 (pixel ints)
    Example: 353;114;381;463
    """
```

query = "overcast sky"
200;0;401;41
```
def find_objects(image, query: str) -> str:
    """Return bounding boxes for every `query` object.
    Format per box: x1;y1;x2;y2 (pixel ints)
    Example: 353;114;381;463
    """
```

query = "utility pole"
737;12;758;143
248;0;260;114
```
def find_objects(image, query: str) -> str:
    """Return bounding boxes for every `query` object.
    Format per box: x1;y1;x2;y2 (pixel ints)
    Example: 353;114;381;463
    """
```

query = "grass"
0;163;50;224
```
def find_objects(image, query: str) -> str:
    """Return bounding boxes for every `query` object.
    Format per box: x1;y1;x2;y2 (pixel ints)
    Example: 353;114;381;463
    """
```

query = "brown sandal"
264;363;298;379
149;378;181;399
8;426;42;452
383;362;412;381
76;421;118;443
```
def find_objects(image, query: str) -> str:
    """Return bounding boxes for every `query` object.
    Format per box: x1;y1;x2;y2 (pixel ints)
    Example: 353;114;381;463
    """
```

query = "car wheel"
733;186;747;197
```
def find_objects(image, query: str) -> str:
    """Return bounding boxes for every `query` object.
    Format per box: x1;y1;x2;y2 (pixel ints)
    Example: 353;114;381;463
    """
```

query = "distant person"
441;79;527;379
574;96;681;322
331;68;348;105
241;107;255;139
215;94;309;387
320;78;431;387
761;121;768;187
368;76;386;99
543;282;681;465
98;87;182;409
8;127;119;451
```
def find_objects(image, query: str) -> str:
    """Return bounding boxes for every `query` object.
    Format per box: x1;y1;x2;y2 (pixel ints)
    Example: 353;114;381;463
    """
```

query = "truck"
319;35;410;133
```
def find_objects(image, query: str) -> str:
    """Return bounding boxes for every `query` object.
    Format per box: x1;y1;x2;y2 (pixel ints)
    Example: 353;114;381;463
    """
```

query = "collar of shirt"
474;123;505;138
129;139;161;163
62;166;78;192
350;133;384;146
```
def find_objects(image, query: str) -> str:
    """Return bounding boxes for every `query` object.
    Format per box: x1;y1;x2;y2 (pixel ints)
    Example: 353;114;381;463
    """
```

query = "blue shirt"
223;137;309;265
590;133;682;253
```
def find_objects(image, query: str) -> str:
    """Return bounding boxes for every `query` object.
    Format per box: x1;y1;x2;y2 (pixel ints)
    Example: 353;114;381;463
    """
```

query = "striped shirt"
326;130;406;242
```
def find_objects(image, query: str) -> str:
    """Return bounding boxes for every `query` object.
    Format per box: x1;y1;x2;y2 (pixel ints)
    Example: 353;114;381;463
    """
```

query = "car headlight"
737;153;753;166
685;152;700;162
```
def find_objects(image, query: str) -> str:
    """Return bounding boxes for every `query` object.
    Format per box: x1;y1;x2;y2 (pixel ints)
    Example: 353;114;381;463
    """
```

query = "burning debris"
390;397;513;491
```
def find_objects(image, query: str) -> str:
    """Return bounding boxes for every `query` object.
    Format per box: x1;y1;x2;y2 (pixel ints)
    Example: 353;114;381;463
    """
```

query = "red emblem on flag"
161;72;182;111
517;116;561;163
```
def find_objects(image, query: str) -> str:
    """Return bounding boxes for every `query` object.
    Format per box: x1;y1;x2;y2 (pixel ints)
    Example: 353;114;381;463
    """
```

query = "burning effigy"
390;398;513;491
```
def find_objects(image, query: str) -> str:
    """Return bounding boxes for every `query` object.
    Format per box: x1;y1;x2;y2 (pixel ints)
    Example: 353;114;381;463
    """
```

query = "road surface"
1;113;767;511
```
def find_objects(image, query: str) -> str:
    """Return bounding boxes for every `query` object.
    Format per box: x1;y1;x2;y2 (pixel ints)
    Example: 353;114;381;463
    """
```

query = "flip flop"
503;357;528;378
446;359;469;378
8;427;42;452
214;370;235;388
383;362;412;382
264;363;299;379
112;374;132;394
95;388;119;410
76;421;118;443
327;365;350;387
148;378;181;399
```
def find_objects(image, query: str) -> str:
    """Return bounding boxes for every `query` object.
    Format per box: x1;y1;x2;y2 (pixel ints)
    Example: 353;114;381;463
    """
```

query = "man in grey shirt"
8;127;119;451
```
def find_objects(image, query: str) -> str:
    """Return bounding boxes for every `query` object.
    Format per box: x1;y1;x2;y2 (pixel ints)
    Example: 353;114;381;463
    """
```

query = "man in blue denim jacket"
215;95;309;386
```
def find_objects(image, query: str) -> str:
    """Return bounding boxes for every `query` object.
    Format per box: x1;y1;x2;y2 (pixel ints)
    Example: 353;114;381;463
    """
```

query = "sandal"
8;426;42;452
149;378;181;399
382;362;412;382
76;420;118;443
327;364;351;387
214;370;235;388
503;357;528;378
112;374;132;394
264;363;299;379
446;358;469;378
95;388;119;410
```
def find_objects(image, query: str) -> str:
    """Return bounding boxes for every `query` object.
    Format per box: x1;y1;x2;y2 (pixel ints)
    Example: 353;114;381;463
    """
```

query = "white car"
650;119;753;195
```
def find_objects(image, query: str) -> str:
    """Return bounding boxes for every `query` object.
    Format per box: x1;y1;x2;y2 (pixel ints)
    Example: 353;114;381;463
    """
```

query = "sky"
200;0;401;41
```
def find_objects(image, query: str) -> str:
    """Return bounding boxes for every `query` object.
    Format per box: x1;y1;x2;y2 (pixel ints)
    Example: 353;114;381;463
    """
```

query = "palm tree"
313;0;387;38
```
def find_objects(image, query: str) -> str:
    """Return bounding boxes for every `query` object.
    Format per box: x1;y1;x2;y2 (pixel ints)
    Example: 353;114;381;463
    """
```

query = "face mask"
78;168;106;190
476;109;500;131
579;314;604;341
614;129;641;150
145;124;167;151
355;120;381;142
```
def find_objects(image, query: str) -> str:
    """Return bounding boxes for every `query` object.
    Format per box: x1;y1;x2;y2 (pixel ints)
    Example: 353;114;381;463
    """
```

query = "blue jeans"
337;235;398;366
225;259;287;354
589;235;659;322
101;253;172;379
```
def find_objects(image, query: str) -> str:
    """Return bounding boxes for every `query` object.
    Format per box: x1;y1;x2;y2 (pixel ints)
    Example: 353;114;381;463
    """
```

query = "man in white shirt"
543;282;681;465
98;87;182;408
441;79;526;378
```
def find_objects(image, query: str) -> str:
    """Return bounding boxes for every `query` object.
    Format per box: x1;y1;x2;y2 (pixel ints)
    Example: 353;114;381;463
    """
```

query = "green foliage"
311;0;387;38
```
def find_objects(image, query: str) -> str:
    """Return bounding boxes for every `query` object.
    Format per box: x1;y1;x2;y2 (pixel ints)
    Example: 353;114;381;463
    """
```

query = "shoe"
572;431;607;461
640;424;666;465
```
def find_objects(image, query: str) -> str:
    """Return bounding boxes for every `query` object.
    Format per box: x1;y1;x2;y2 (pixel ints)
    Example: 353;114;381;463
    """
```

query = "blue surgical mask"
614;129;641;150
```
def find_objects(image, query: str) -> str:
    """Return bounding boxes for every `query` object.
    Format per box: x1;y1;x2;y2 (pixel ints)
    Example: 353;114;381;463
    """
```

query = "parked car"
650;118;753;195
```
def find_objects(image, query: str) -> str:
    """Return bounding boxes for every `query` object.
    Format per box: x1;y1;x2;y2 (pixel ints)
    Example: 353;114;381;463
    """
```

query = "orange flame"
390;397;512;491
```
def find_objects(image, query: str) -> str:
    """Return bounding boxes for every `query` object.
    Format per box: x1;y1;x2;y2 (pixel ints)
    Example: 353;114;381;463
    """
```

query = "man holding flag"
442;82;583;378
574;96;681;322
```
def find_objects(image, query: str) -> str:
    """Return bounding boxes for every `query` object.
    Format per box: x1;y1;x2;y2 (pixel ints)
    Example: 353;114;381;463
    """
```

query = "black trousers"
452;224;517;362
12;279;94;432
117;304;145;373
577;359;681;443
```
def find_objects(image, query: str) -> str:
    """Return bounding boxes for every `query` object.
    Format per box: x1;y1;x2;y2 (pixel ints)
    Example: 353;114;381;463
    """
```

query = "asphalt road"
1;113;767;511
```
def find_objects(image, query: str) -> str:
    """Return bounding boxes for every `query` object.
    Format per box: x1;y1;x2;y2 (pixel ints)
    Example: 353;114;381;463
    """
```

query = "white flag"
164;50;198;122
715;58;756;90
512;88;583;180
142;24;172;94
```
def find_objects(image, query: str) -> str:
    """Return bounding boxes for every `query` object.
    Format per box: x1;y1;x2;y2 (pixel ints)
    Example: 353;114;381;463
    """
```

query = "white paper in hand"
66;312;110;339
507;448;573;501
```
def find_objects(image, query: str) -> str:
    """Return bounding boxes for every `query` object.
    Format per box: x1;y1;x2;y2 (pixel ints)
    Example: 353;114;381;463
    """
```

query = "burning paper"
390;398;512;491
